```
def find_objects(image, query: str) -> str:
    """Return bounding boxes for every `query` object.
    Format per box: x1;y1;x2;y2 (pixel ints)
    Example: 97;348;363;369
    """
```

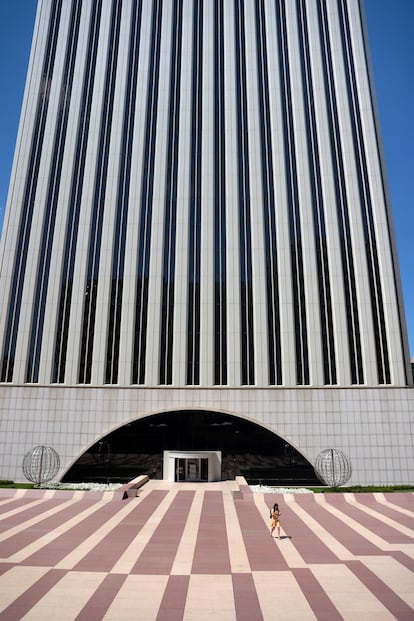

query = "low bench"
117;475;149;500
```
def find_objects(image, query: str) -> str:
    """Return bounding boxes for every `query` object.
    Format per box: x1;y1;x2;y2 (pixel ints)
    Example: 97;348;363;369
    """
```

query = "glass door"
175;458;186;481
175;457;209;481
186;458;199;481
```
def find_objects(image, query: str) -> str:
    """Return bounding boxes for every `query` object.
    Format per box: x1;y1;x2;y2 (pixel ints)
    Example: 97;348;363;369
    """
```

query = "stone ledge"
116;475;150;500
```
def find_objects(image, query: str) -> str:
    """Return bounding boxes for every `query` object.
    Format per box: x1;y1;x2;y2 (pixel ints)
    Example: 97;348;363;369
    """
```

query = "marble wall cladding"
0;385;412;485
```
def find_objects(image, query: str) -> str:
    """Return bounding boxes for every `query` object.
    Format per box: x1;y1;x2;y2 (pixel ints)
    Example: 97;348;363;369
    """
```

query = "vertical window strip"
26;0;82;383
159;0;183;385
132;0;163;385
255;0;282;385
338;0;390;384
105;0;143;384
275;0;309;385
234;0;255;385
296;0;336;384
78;0;123;384
53;0;102;383
213;0;227;385
186;0;203;385
317;0;363;384
1;0;63;383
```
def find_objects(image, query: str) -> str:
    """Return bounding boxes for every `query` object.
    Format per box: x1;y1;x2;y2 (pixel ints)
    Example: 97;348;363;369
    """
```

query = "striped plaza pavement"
0;478;413;620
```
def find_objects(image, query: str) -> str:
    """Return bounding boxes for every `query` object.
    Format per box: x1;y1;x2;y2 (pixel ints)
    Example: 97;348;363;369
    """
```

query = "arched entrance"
63;410;319;485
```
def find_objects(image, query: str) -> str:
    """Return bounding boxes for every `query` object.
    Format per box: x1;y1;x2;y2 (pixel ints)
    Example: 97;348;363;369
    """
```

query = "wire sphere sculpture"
314;448;352;487
22;445;60;486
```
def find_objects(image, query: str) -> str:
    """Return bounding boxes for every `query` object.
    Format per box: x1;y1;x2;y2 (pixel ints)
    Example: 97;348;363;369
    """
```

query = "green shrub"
308;485;414;493
0;481;34;489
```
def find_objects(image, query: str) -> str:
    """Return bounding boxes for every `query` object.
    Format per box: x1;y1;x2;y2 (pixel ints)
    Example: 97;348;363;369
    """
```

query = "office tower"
0;0;412;484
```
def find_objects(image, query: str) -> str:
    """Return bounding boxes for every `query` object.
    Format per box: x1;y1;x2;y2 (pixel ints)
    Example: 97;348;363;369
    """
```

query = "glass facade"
0;0;409;388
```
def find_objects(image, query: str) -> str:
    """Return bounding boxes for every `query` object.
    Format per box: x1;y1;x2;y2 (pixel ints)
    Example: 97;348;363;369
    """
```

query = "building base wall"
0;385;413;485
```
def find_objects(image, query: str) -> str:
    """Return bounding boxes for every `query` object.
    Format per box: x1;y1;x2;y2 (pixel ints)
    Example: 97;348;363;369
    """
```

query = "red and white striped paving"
0;479;413;620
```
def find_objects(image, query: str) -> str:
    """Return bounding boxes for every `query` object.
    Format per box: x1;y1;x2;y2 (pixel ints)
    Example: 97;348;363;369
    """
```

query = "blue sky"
0;0;413;358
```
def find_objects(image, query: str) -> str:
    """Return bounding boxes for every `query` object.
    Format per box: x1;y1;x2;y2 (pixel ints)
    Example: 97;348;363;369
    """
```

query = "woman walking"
269;502;281;539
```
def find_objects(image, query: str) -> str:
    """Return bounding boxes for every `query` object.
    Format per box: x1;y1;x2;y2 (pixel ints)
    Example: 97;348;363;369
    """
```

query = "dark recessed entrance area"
63;410;319;485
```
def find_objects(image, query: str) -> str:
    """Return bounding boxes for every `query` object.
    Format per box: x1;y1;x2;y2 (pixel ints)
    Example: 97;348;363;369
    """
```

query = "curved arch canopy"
63;410;319;485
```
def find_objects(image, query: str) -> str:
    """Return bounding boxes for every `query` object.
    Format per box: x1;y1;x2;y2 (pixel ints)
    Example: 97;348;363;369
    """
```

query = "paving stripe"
0;498;20;508
0;498;49;519
383;493;414;511
389;551;414;571
0;490;33;500
292;567;344;620
252;570;317;620
102;574;169;620
183;574;236;621
283;494;352;561
170;490;204;576
317;494;414;551
0;566;52;615
0;563;13;576
75;491;167;571
74;573;127;621
232;573;264;621
224;490;251;573
191;491;231;574
373;493;414;524
326;494;414;542
156;574;190;621
16;501;123;566
58;492;167;571
254;493;311;568
347;559;414;620
354;494;414;538
357;555;414;609
235;496;287;571
310;563;396;620
109;490;174;574
298;494;385;556
0;499;77;544
9;500;126;564
131;490;195;575
20;571;106;620
0;568;65;620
